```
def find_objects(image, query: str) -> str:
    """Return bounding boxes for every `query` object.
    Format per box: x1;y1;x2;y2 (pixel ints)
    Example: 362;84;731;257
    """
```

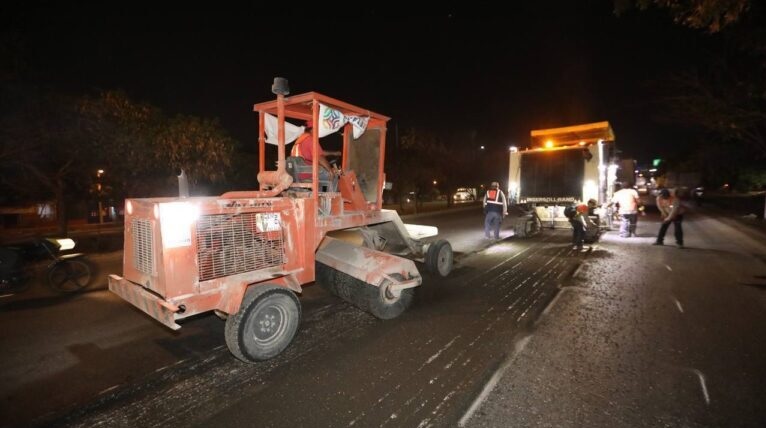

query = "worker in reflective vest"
290;120;341;175
483;181;508;240
290;120;342;190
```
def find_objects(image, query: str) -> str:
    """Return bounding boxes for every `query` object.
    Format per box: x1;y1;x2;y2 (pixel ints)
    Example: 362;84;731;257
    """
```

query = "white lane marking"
425;336;459;365
98;384;120;395
673;298;684;313
430;390;458;416
665;264;673;271
458;336;532;427
0;294;14;299
692;369;711;405
480;235;557;280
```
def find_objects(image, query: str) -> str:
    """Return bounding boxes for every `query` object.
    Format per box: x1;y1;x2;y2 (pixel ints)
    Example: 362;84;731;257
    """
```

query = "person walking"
654;188;686;248
610;182;640;237
483;181;508;240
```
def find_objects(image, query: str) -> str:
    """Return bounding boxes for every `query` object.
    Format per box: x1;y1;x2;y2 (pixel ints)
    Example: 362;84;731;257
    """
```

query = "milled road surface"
3;209;569;426
464;211;766;427
3;206;766;427
49;209;580;428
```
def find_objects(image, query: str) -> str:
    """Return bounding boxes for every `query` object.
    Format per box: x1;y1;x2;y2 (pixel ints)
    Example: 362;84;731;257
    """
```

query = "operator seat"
286;156;335;192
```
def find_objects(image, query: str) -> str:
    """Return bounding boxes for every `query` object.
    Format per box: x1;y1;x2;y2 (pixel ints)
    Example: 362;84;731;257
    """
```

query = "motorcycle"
0;238;93;294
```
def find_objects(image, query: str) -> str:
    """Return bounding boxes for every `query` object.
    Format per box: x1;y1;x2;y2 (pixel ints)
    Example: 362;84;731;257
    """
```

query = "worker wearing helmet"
483;181;508;240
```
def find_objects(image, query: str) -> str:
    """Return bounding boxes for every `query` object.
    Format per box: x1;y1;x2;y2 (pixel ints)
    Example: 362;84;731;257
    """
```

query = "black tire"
315;262;337;294
224;285;301;362
47;259;92;293
514;217;530;238
328;269;414;320
425;239;453;277
368;276;415;320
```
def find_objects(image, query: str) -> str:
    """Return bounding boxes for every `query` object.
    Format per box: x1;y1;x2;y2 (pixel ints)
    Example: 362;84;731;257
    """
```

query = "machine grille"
132;218;156;275
196;213;285;282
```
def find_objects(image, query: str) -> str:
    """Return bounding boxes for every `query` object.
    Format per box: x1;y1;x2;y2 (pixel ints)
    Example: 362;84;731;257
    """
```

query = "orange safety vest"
486;189;504;205
290;133;311;158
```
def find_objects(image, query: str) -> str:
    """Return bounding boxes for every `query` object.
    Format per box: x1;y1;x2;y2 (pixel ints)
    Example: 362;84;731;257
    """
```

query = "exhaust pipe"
222;77;294;199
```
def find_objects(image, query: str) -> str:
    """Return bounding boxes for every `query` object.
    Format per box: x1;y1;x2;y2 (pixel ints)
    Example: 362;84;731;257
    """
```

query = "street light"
480;145;485;150
96;169;105;224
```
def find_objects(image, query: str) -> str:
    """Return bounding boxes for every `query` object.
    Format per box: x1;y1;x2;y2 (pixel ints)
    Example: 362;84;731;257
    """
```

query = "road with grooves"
53;230;581;428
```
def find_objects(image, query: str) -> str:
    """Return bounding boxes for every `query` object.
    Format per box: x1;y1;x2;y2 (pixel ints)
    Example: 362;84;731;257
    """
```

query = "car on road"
453;188;476;202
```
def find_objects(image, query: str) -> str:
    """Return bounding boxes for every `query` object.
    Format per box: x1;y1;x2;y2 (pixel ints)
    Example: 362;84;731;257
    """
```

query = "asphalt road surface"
2;206;765;427
464;210;766;428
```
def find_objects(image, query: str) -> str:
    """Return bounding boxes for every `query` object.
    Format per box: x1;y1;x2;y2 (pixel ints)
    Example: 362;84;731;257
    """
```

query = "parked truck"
508;121;618;237
108;79;454;362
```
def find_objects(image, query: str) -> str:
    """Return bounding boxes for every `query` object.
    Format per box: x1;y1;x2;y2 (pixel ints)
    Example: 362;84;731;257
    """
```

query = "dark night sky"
4;2;714;166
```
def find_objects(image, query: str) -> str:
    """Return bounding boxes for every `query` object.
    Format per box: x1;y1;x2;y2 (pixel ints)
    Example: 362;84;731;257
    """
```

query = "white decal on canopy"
264;113;305;145
318;104;345;138
347;115;370;139
318;103;370;139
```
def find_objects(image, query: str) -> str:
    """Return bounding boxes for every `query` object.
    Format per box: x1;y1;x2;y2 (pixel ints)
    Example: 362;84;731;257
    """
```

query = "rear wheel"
225;285;301;362
425;239;453;277
369;277;415;320
328;269;414;320
320;264;415;320
47;259;92;293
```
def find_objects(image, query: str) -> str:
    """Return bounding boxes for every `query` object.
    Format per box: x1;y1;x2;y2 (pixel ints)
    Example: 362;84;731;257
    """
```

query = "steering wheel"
327;153;341;169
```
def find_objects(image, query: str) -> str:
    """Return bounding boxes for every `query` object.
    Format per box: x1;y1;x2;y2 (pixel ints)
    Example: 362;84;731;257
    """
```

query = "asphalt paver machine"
109;79;453;362
508;121;617;237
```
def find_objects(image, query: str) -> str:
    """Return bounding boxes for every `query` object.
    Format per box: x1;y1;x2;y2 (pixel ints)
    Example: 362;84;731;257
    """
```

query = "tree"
386;127;484;210
77;90;165;198
155;115;234;187
615;0;751;33
618;0;766;188
1;88;237;234
657;64;766;158
391;127;448;209
0;89;95;233
78;90;235;198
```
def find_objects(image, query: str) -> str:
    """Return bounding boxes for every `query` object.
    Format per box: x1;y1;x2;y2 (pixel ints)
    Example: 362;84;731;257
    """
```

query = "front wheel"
47;259;92;293
225;285;301;363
